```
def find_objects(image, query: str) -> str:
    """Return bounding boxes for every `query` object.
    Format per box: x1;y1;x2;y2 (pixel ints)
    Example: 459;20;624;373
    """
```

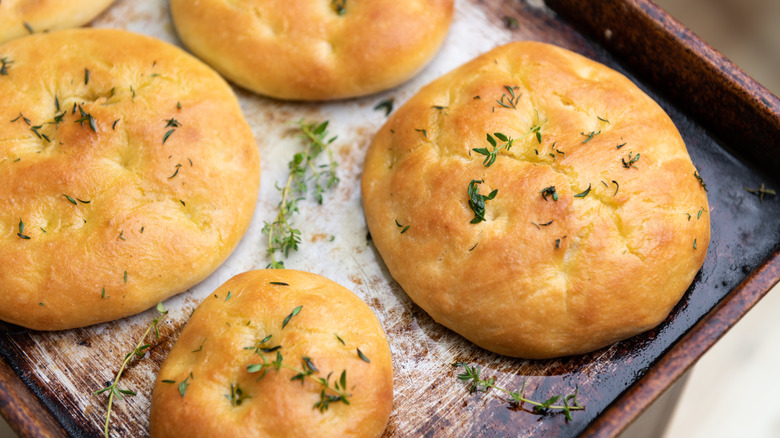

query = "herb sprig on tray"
263;120;339;268
453;363;584;421
94;303;168;438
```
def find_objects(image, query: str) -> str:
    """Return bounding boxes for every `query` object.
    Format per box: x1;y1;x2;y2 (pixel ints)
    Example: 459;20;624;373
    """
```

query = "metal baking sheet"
2;0;779;436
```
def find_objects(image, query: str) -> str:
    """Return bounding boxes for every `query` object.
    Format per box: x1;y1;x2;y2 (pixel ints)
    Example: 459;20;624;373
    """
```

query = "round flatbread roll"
150;270;394;438
0;28;260;330
0;0;116;44
169;0;454;100
362;41;711;359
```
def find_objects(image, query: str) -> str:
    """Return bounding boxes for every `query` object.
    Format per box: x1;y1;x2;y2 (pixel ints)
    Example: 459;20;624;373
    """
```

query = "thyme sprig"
246;348;350;412
374;99;393;116
467;180;497;224
496;85;520;109
622;152;640;169
453;363;584;421
74;105;97;132
473;132;514;167
262;120;339;268
94;303;168;438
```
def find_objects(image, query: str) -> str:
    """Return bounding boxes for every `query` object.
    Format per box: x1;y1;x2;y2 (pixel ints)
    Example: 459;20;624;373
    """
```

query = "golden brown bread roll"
361;41;710;359
150;270;393;438
0;0;116;44
169;0;454;100
0;28;260;330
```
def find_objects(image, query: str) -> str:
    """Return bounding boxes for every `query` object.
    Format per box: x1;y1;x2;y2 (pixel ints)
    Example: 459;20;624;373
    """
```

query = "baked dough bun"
0;0;115;44
150;270;393;438
362;41;710;359
0;29;260;330
169;0;454;100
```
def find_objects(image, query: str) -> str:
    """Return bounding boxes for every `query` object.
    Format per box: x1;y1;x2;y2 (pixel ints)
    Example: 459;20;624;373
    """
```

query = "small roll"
169;0;454;100
150;270;394;438
0;0;116;44
361;41;710;359
0;29;260;330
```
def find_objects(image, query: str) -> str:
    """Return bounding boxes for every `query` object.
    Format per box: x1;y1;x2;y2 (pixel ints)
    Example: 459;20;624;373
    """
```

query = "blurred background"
1;0;778;437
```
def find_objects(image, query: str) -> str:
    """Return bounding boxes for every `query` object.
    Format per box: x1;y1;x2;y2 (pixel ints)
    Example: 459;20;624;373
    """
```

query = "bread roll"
150;270;393;438
169;0;454;100
0;0;115;44
0;28;260;330
361;41;710;359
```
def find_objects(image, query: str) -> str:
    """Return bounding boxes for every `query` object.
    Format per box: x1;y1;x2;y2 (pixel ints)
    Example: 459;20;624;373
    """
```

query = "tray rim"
2;0;780;436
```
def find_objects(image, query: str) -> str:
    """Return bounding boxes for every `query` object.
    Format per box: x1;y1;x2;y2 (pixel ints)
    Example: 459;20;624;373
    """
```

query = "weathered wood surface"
1;0;779;437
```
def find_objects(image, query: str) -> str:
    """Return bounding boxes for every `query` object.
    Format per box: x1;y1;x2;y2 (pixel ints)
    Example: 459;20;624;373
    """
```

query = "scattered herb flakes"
84;68;90;85
123;270;128;284
693;239;697;250
612;180;619;196
119;231;126;241
745;183;775;202
622;152;640;169
580;130;601;143
64;194;78;205
16;219;30;240
335;333;346;345
179;374;192;397
101;286;108;299
282;305;303;329
573;184;592;198
496;85;520;109
225;291;232;301
373;98;394;116
331;0;347;15
226;383;250;407
597;116;610;124
177;101;182;109
11;112;30;125
467;179;498;224
540;186;558;201
0;57;13;75
503;15;519;29
74;105;97;132
555;238;561;249
616;142;627;149
192;338;206;353
414;128;428;138
112;119;119;130
168;163;182;179
270;281;289;286
357;348;370;363
693;171;708;191
23;22;34;34
161;380;175;384
395;219;410;234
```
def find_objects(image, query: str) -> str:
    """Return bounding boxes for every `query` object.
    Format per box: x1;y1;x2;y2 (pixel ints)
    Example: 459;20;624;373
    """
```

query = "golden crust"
169;0;454;100
361;41;710;359
150;270;394;438
0;0;116;44
0;29;260;330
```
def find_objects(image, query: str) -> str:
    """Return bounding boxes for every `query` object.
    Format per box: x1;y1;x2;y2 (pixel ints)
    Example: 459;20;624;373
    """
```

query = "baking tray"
1;0;779;437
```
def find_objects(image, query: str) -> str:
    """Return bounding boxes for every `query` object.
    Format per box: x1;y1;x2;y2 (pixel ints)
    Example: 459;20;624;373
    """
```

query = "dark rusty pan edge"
544;0;780;175
582;245;780;437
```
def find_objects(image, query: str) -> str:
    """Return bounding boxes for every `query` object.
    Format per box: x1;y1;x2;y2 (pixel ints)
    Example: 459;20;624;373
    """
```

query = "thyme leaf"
573;184;591;198
0;57;13;75
540;186;558;201
373;98;394;116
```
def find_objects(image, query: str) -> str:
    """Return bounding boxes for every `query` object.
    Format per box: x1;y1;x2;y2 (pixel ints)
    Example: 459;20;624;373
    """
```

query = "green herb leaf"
467;180;497;224
580;130;601;143
573;184;591;198
0;57;13;75
16;218;30;240
357;348;370;363
282;305;303;329
540;186;558;201
373;99;394;116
